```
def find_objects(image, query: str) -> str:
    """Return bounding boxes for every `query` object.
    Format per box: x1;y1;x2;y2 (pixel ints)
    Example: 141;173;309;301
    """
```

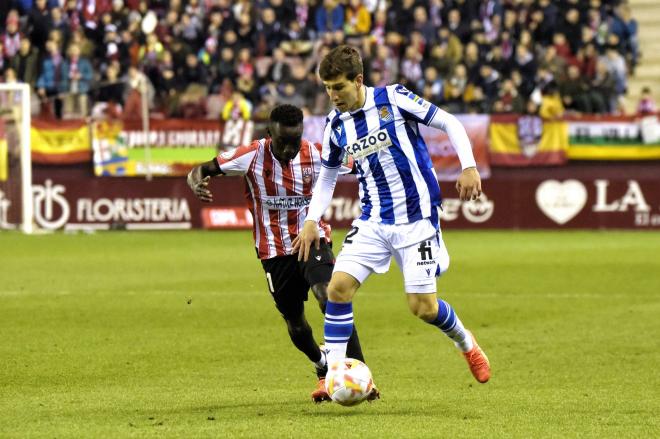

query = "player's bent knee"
327;272;360;302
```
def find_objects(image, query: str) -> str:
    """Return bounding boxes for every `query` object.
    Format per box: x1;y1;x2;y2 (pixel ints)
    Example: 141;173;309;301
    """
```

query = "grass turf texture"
0;230;658;438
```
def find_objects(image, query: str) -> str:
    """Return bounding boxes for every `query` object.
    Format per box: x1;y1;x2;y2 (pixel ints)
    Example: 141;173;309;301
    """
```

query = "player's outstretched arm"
187;159;221;203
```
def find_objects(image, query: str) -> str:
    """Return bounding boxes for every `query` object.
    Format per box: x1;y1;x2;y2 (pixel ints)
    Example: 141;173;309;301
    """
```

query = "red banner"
419;114;491;180
26;163;660;231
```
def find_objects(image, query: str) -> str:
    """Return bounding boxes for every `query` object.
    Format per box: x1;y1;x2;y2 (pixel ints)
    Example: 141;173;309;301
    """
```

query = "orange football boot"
463;331;491;383
311;378;331;403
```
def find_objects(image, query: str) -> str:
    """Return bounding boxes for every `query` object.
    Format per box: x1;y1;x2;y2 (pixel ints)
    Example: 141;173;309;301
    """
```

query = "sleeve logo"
219;149;235;161
394;85;429;108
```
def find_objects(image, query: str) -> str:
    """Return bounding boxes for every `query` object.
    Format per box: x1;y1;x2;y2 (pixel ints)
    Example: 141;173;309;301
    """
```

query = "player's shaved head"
268;104;303;164
270;104;303;126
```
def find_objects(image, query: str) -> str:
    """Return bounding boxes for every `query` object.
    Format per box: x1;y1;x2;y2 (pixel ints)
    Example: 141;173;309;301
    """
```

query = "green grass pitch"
1;230;658;438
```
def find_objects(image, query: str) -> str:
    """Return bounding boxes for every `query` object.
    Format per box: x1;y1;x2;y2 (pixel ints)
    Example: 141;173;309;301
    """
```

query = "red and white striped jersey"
216;137;351;260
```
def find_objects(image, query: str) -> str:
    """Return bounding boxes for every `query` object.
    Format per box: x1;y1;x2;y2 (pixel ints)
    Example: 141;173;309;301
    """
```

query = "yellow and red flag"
489;114;569;166
31;119;91;164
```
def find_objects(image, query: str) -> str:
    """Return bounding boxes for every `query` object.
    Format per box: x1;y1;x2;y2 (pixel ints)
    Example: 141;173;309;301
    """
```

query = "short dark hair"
319;45;363;81
269;104;303;126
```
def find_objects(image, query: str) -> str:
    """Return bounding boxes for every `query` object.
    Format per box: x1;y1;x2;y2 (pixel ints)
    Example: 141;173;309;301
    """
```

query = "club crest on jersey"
378;106;393;122
345;129;393;159
302;167;313;184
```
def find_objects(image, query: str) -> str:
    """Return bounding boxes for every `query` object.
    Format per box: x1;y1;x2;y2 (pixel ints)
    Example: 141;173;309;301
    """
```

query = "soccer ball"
324;358;374;406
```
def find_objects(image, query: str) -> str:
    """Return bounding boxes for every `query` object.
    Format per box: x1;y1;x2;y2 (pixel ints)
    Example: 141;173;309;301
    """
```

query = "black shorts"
260;239;334;320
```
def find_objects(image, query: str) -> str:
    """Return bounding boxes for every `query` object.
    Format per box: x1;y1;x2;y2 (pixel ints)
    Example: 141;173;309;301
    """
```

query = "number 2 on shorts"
344;226;359;244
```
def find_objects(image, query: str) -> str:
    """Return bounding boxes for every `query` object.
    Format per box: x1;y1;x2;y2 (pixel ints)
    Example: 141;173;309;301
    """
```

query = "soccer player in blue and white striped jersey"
293;45;491;390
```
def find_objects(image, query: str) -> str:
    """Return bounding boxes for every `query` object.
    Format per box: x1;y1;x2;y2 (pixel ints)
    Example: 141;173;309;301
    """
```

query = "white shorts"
333;219;450;293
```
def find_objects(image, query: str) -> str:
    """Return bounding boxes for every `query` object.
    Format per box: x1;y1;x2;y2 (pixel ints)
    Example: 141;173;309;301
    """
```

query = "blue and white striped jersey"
321;84;446;226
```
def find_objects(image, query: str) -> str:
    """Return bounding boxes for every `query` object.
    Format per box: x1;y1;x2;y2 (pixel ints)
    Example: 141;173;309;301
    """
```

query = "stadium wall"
16;162;660;232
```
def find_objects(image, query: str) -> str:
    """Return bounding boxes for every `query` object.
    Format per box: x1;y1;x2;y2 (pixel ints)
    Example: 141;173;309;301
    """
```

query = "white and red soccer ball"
324;358;374;406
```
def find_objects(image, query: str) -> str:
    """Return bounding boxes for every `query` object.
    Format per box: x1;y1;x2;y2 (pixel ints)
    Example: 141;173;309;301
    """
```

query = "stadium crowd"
0;0;644;120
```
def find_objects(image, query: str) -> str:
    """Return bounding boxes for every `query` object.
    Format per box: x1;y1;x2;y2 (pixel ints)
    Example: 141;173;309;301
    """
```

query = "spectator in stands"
591;59;617;113
221;91;251;121
637;87;657;115
539;81;565;120
47;7;70;43
558;8;582;54
511;69;534;100
236;71;257;105
577;43;598;80
122;65;155;120
257;7;284;56
2;11;22;59
436;26;464;68
155;50;180;116
466;86;489;114
495;78;525;114
368;8;389;47
281;19;313;56
447;8;470;45
487;45;509;78
514;44;537;87
412;5;435;46
3;0;645;118
344;0;371;40
265;47;291;84
36;39;63;118
602;42;628;94
552;33;574;65
426;43;454;80
59;43;93;117
92;62;123;119
216;47;236;85
619;4;639;72
179;85;208;118
315;0;344;35
277;81;306;109
559;65;592;114
463;42;482;84
27;0;50;51
270;0;295;24
70;28;95;60
418;66;444;105
399;45;423;90
109;0;128;30
289;64;317;110
10;38;39;87
180;13;201;50
477;64;500;105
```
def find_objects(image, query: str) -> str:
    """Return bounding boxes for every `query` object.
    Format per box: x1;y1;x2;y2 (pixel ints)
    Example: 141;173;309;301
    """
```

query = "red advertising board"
21;163;660;232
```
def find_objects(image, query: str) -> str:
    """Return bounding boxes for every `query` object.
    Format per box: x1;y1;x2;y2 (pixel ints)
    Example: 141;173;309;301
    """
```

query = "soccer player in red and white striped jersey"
187;105;368;403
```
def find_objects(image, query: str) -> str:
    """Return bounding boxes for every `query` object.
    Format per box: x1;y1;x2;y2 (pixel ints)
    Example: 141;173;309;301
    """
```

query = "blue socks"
429;299;473;352
324;301;354;365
